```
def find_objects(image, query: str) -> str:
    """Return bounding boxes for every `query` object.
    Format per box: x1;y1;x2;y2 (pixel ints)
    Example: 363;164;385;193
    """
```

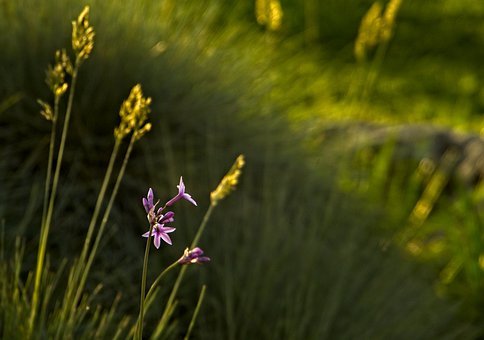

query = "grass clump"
0;1;481;339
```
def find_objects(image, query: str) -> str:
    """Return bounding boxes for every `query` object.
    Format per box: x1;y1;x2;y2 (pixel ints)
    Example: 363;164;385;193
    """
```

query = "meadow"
0;0;482;339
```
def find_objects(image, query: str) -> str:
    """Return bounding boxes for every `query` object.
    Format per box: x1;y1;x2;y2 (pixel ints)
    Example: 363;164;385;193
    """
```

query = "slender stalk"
79;138;121;266
359;41;389;105
55;138;121;339
184;285;207;340
144;261;179;308
135;223;155;340
127;261;179;338
157;203;215;333
29;60;80;335
190;203;215;249
69;134;136;324
41;96;60;227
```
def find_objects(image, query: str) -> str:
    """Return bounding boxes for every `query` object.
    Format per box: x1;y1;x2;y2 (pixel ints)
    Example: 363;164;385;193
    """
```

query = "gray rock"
320;122;484;187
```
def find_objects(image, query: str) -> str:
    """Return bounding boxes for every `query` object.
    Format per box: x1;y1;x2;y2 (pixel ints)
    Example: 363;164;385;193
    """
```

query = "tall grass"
0;0;480;339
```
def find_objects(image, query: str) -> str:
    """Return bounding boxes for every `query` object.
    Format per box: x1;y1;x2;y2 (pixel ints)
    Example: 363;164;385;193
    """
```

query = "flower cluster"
46;49;73;98
210;155;245;206
72;6;94;62
142;177;197;249
114;84;152;142
255;0;283;32
354;0;403;62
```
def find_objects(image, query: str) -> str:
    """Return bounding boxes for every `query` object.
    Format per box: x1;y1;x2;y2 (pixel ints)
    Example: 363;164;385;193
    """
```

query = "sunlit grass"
0;0;482;338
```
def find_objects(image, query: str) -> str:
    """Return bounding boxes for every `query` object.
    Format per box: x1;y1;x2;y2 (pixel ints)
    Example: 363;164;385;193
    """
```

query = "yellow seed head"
114;84;152;141
46;49;72;98
133;122;152;141
354;2;383;62
72;6;95;62
255;0;283;31
211;155;245;206
37;99;54;121
56;49;73;75
355;0;403;61
381;0;403;42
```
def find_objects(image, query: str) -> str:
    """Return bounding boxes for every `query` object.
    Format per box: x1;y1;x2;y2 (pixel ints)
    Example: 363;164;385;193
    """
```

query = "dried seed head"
72;6;95;62
210;155;245;206
114;84;152;141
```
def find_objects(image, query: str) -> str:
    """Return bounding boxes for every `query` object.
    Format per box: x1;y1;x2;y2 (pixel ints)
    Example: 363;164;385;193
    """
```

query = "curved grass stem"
29;60;80;337
144;261;179;309
41;96;60;227
135;223;155;340
184;285;207;340
155;203;215;335
68;134;136;327
79;139;121;267
54;138;122;339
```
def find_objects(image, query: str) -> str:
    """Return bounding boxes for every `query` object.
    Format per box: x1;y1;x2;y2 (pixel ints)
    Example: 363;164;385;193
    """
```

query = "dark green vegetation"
1;0;482;338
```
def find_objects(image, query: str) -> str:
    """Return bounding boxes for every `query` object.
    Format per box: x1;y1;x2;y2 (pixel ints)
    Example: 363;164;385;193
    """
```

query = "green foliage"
0;0;481;339
0;235;130;339
333;137;483;331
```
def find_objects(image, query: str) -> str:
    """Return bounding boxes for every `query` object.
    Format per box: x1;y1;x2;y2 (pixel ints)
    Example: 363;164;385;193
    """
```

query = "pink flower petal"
154;235;161;249
178;176;185;193
182;193;197;206
160;233;172;245
162;227;176;233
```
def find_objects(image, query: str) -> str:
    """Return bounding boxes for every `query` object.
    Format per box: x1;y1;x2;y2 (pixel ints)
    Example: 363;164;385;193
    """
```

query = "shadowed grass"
0;0;481;338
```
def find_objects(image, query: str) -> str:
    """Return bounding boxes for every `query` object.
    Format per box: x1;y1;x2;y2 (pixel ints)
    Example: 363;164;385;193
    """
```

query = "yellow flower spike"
56;49;73;75
114;84;152;141
381;0;403;42
134;123;152;141
211;155;245;206
354;0;403;61
55;84;68;97
354;2;383;62
72;6;95;62
45;49;72;98
37;99;54;121
255;0;283;31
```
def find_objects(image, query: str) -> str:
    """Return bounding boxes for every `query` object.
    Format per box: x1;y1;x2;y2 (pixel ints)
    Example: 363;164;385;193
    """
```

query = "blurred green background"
0;0;482;338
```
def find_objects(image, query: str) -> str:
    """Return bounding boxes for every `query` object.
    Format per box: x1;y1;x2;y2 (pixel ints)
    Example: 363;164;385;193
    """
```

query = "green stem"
157;203;215;333
69;134;136;325
29;60;80;336
184;285;207;340
79;139;121;266
359;41;389;104
190;203;215;249
41;96;60;227
136;223;155;340
144;261;179;309
57;138;122;339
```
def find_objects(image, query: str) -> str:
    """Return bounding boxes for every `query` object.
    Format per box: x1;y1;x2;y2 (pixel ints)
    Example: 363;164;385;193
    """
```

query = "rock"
320;122;484;188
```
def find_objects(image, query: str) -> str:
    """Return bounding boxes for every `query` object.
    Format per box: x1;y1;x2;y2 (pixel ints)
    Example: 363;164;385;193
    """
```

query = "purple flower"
141;188;176;248
178;247;211;265
140;180;196;249
142;188;155;213
166;177;197;207
142;224;176;249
